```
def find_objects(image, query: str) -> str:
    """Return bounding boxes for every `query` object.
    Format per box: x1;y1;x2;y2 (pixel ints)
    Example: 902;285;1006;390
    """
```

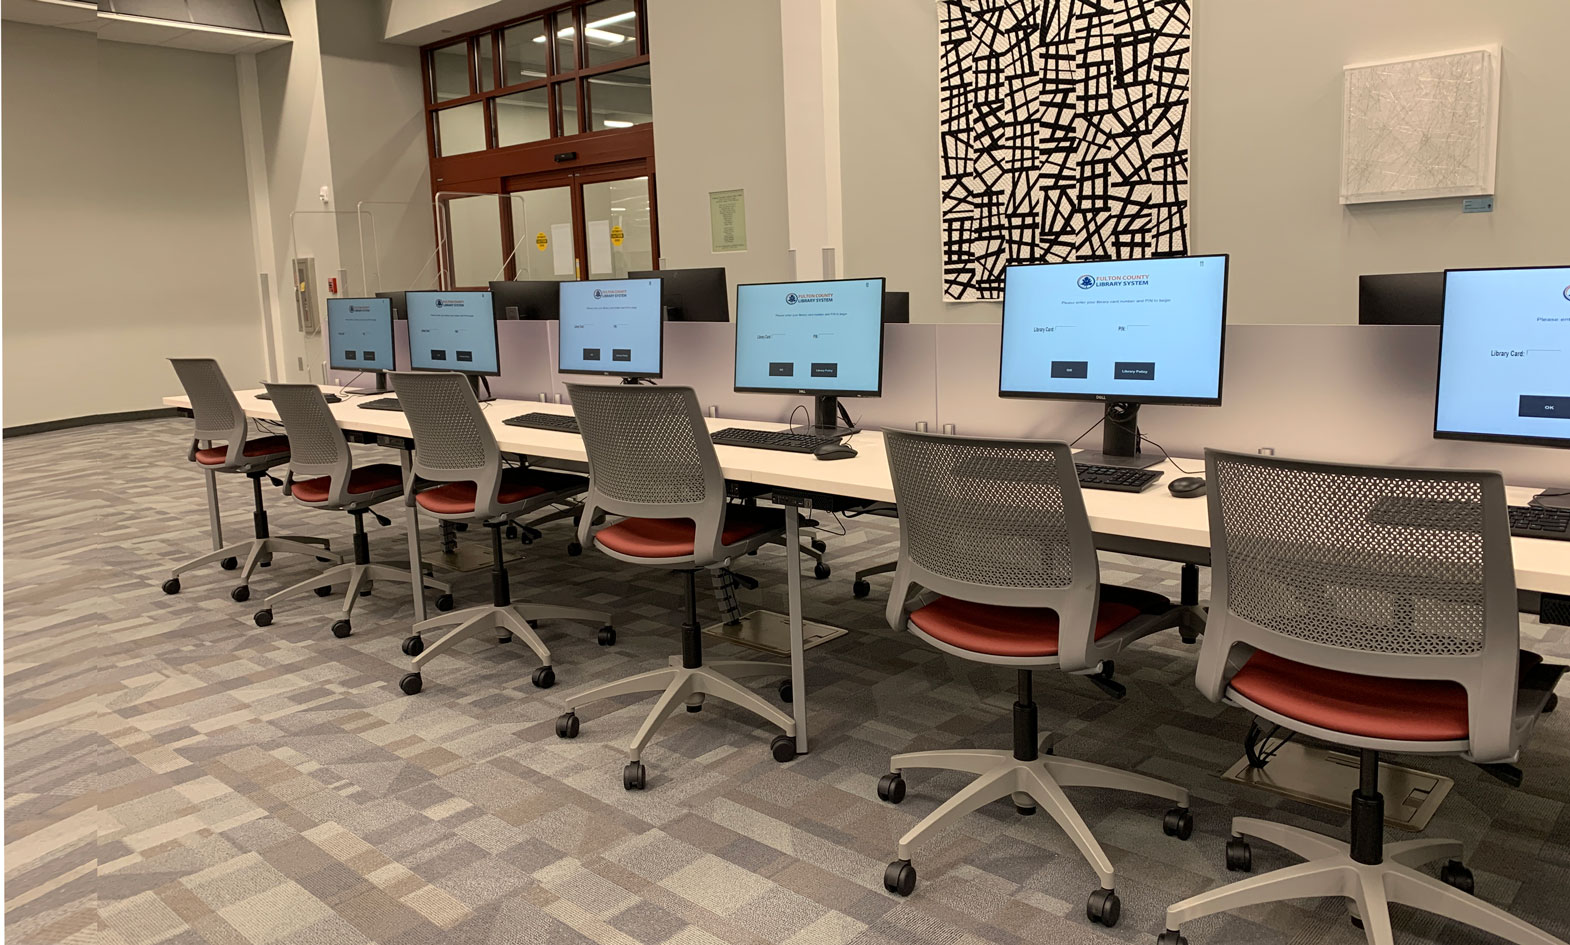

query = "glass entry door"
508;186;577;281
581;173;653;277
499;159;656;284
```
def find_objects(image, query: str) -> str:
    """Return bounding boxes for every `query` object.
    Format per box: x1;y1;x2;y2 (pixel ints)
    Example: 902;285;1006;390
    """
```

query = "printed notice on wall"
550;223;575;276
709;189;747;253
587;219;613;275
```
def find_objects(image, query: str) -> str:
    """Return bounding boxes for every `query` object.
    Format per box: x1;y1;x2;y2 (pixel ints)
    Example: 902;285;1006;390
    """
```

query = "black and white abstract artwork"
938;0;1191;301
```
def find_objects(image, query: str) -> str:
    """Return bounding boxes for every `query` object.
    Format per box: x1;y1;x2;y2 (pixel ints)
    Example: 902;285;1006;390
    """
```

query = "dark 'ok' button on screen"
1114;362;1157;381
769;362;794;377
1519;395;1570;419
1050;361;1088;378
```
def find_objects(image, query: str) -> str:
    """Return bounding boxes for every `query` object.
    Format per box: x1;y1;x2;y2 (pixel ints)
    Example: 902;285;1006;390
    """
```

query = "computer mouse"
1168;476;1206;498
814;442;859;461
323;394;341;404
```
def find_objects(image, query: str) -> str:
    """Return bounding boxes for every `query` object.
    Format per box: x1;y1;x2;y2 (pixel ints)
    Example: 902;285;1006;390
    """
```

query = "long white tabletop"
164;388;1570;598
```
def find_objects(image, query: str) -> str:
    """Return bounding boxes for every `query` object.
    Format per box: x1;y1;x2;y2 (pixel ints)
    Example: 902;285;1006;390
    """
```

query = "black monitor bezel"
997;254;1229;406
556;277;666;379
628;267;731;322
404;290;502;377
733;277;887;397
488;279;562;321
326;297;397;373
1433;263;1570;449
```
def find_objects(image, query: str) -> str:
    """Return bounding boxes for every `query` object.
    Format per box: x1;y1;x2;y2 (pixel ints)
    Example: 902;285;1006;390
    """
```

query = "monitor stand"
808;395;859;438
468;374;495;403
1531;489;1570;511
1072;402;1162;470
619;377;656;385
341;371;389;396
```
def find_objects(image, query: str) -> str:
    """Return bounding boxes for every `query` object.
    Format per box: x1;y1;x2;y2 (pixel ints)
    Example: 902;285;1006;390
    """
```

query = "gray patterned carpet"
5;418;1568;945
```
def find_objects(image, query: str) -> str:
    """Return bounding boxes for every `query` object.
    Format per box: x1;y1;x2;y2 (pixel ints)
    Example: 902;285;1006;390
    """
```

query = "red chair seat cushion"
194;435;289;466
595;505;786;559
908;596;1142;658
415;468;583;515
291;463;404;504
1228;651;1469;742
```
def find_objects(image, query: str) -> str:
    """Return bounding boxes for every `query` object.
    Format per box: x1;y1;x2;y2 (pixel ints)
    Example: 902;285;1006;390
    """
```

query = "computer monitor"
882;291;910;324
734;277;886;434
489;280;560;320
1434;266;1570;503
628;268;729;321
1359;272;1444;325
999;255;1229;468
557;278;663;380
405;291;500;398
375;290;408;320
326;297;396;392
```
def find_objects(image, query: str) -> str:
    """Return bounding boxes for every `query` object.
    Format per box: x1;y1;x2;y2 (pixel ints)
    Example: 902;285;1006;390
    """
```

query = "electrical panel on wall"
292;257;321;335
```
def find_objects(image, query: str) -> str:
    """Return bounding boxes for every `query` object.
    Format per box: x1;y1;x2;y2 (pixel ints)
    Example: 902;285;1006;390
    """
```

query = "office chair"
847;502;899;598
249;382;453;637
875;429;1189;928
163;358;341;601
1157;451;1567;945
389;371;612;695
554;383;800;790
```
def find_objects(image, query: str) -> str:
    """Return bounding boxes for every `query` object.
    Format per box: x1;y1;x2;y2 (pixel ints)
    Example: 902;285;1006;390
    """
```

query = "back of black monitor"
375;290;408;320
882;291;910;324
489;280;561;320
628;268;730;321
1358;272;1444;325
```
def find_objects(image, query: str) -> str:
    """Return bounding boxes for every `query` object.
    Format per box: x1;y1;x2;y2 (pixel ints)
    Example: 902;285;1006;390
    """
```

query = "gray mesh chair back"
883;429;1101;668
1202;449;1522;760
170;358;249;467
567;383;728;564
389;371;504;518
262;382;353;504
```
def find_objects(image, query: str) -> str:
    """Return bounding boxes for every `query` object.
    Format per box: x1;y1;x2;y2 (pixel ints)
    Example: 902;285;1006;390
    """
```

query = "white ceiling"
1;0;291;54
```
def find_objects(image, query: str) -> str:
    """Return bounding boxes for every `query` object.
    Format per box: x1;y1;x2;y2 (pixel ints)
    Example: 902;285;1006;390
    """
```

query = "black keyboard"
503;412;580;433
710;428;841;453
256;392;338;403
1075;463;1164;493
357;397;403;411
1510;505;1570;540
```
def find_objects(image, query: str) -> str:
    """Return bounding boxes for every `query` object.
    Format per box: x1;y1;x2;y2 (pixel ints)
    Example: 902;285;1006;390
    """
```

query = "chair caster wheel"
331;619;352;639
1225;837;1252;872
556;713;579;738
497;633;513;644
623;761;646;790
434;594;454;612
1163;807;1194;840
1086;887;1120;927
313;585;334;598
813;562;831;580
778;680;792;703
505;525;518;539
531;666;555;689
316;556;333;564
231;585;250;603
1351;916;1364;930
399;672;422;695
220;556;238;571
770;734;797;763
1440;859;1474;895
686;703;702;713
852;579;870;598
598;626;616;646
254;609;273;627
1015;802;1036;816
1544;692;1558;714
162;578;181;595
454;522;468;532
810;538;826;552
401;635;424;656
567;541;582;556
876;772;906;804
884;859;915;896
1157;932;1188;945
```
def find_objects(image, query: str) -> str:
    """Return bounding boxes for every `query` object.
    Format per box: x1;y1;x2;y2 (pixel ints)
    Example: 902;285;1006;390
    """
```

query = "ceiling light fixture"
602;119;634;128
533;26;626;45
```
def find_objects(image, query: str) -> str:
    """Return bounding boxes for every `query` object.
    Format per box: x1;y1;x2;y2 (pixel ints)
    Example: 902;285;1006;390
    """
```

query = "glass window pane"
430;40;470;102
494;87;551;148
552;10;576;72
435;102;486;156
582;176;652;277
582;0;638;66
503;19;549;85
586;65;651;131
509;189;577;282
445;195;502;288
477;35;495;92
555;81;580;136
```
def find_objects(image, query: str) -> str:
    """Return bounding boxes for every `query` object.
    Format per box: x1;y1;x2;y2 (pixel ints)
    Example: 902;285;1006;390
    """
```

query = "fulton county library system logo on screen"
786;293;799;305
1078;275;1096;290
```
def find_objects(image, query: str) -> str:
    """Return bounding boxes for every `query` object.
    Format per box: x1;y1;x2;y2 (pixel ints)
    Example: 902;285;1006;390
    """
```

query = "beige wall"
2;22;266;427
838;0;1570;324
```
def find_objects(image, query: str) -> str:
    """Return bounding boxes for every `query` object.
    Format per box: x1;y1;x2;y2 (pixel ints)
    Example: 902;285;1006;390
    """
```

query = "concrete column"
779;0;843;281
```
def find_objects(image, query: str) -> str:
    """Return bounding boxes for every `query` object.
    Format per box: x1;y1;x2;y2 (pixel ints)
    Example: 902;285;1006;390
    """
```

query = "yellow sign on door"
535;232;548;250
610;225;625;246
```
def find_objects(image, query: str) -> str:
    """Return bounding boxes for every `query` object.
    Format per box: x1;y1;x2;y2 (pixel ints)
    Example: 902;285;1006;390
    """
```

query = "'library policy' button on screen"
1113;362;1156;381
1519;395;1570;419
810;363;839;378
1050;361;1088;378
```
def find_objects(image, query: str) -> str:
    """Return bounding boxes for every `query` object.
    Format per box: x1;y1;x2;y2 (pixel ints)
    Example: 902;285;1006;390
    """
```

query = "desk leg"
204;467;223;551
786;510;809;754
402;452;427;624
